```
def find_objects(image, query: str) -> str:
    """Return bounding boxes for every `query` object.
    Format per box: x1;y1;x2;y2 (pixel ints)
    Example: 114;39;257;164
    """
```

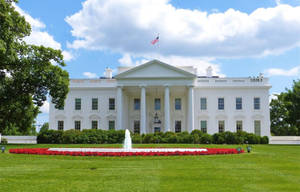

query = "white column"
116;86;123;130
188;85;195;132
140;86;147;134
164;85;170;132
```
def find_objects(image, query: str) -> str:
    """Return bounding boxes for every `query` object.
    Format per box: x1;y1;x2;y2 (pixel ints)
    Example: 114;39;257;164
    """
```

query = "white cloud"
265;66;300;76
66;1;300;58
83;72;97;78
14;4;74;61
40;100;49;113
269;92;279;103
62;51;74;61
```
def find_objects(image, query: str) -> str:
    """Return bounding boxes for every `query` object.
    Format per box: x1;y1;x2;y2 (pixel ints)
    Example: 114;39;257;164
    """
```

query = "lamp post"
245;140;252;153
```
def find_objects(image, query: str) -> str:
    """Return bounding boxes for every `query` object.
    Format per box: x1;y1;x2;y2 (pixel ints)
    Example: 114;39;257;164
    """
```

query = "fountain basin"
9;147;243;156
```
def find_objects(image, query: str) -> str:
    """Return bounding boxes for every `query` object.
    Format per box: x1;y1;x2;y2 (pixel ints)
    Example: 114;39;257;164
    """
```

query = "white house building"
49;60;271;137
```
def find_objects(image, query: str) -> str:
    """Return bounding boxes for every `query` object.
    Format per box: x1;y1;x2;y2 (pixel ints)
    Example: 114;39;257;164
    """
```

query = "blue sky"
15;0;300;127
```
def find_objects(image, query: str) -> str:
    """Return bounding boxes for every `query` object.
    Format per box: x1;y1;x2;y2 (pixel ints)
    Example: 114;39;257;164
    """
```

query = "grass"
0;144;299;192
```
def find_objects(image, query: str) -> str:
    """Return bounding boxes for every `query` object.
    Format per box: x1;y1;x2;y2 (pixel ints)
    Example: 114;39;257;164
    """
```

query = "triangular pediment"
115;60;196;79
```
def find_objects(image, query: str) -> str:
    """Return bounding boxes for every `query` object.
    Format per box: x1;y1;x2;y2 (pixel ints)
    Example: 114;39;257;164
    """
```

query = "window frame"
75;120;81;131
175;98;182;110
134;98;140;110
75;98;81;110
175;120;181;133
254;120;261;136
236;97;242;110
108;120;115;130
200;120;207;133
236;120;243;132
57;120;64;130
218;120;225;133
154;98;161;110
218;98;224;110
109;98;115;110
91;120;98;129
200;97;207;110
92;98;98;110
254;97;260;110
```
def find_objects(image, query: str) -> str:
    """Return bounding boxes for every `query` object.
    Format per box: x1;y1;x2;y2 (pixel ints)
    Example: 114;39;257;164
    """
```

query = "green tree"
270;80;300;136
39;122;49;133
0;0;69;134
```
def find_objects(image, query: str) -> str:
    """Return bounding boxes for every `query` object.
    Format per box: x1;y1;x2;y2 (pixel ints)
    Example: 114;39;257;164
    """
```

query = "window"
75;121;81;131
218;98;224;110
109;98;115;110
75;98;81;110
109;120;115;130
57;121;64;130
154;127;161;133
154;98;161;110
236;121;243;132
134;120;140;134
92;98;98;110
218;120;225;133
134;98;140;110
254;120;261;136
200;120;207;133
92;120;98;129
254;97;260;110
200;98;207;110
236;98;242;110
175;121;181;133
175;98;181;110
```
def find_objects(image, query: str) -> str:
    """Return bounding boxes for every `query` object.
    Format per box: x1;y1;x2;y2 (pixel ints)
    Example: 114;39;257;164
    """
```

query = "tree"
270;80;300;136
40;122;49;133
0;0;69;134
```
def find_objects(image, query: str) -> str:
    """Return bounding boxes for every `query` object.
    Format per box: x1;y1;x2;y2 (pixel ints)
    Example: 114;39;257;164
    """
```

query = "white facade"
49;60;271;137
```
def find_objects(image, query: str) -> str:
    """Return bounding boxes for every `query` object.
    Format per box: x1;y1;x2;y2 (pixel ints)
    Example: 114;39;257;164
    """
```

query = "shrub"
245;133;260;144
37;129;268;144
132;134;142;144
261;136;269;144
212;133;225;144
192;134;200;144
200;134;213;144
37;130;63;144
1;138;8;144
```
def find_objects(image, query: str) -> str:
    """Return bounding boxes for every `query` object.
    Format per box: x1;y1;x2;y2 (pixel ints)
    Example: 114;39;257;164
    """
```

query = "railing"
197;77;269;86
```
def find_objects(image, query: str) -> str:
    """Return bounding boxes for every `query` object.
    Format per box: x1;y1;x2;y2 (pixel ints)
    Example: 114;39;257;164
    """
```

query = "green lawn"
0;144;299;192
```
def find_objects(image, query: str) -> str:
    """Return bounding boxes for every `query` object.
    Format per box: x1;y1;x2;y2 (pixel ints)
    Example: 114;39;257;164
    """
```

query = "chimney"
105;68;113;79
206;66;213;77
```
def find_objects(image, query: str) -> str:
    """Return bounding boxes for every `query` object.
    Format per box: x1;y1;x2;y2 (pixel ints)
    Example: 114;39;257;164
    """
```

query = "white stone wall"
194;87;270;137
50;88;117;130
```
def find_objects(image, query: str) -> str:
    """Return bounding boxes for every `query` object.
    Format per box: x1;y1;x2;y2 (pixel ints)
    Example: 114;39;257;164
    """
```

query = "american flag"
151;35;159;45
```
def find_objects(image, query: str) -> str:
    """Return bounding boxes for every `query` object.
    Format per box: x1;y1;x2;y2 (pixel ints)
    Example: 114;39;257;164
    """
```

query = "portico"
115;60;197;134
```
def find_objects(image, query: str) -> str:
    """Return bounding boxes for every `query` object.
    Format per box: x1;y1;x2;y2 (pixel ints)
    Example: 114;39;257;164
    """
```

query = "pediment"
115;60;196;79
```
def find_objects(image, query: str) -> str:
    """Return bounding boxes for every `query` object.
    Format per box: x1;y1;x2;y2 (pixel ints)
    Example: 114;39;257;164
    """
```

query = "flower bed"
9;148;243;156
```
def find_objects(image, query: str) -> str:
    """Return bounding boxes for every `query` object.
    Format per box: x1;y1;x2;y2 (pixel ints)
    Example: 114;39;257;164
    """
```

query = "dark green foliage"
270;79;300;135
0;0;69;134
1;138;7;144
39;123;49;133
37;129;268;144
200;134;213;144
261;136;269;144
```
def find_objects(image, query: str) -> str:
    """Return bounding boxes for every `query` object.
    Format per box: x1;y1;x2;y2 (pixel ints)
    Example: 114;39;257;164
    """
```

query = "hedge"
37;129;269;144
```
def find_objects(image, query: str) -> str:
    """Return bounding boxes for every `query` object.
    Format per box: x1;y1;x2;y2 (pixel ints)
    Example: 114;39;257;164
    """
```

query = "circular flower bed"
9;148;243;156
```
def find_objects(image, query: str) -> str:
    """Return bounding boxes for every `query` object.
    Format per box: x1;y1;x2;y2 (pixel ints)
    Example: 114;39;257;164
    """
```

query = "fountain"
123;129;132;151
10;130;244;156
